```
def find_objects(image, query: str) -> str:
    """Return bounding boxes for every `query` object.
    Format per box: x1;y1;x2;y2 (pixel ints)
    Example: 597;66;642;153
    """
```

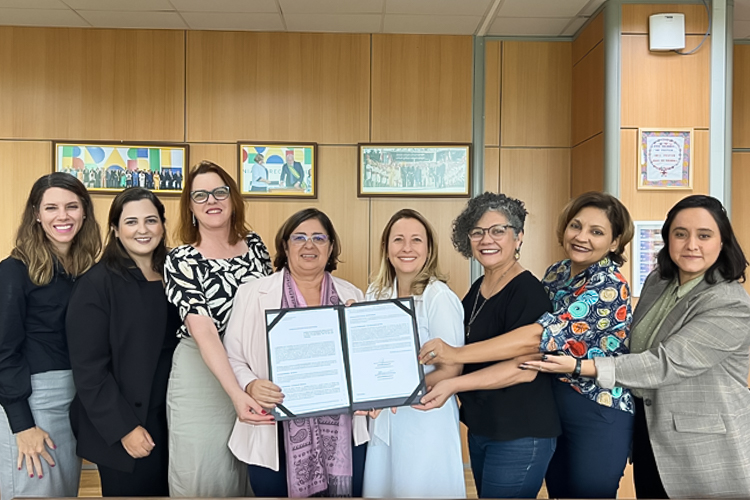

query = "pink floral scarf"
281;268;353;497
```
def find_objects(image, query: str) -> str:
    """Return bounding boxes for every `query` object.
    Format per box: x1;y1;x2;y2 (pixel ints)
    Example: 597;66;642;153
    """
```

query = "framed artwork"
53;141;188;194
238;142;317;198
632;220;665;297
357;143;471;197
637;128;693;190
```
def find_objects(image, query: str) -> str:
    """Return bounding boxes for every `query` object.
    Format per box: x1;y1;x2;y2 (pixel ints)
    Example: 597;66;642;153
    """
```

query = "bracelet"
570;358;582;379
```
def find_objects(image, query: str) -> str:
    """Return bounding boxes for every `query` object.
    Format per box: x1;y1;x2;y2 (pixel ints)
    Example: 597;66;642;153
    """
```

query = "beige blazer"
596;271;750;497
224;271;369;471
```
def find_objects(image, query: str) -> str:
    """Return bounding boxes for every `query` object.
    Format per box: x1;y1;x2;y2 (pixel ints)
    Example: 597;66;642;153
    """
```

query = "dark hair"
451;192;527;259
556;191;634;266
11;172;101;285
273;208;341;272
178;161;249;246
657;195;747;284
101;187;168;276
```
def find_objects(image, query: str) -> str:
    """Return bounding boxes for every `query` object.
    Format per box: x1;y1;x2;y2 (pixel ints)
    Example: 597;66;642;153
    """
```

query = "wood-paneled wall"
619;4;712;291
484;40;572;280
571;13;604;196
733;44;750;294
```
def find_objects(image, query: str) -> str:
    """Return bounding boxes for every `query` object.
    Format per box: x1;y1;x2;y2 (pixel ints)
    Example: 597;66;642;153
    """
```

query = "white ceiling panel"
171;0;278;13
580;0;606;17
384;14;481;35
285;13;381;32
386;0;490;17
0;0;67;8
736;0;750;21
0;7;88;26
65;0;175;11
497;0;589;19
561;16;587;36
77;10;187;28
735;20;750;38
279;0;383;14
182;11;284;30
488;16;570;36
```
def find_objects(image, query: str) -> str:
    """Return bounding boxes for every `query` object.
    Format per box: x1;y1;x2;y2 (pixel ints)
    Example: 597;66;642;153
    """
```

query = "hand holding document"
265;299;424;420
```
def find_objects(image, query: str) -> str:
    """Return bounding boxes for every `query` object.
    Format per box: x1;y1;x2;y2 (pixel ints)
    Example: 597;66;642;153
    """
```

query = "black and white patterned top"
164;233;272;339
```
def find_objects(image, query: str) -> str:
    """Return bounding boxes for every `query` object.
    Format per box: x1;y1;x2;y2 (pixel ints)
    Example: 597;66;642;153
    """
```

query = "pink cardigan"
224;271;369;470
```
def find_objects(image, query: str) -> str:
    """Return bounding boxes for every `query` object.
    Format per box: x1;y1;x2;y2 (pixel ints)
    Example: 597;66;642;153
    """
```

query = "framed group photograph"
357;143;471;197
637;128;693;190
632;220;665;297
53;141;188;194
238;142;317;198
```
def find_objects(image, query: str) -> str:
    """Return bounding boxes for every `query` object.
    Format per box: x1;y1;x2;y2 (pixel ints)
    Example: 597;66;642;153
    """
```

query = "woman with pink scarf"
224;208;369;497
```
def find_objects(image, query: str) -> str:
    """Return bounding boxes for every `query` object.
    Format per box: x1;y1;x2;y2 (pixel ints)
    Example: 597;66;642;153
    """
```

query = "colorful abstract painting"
54;142;189;193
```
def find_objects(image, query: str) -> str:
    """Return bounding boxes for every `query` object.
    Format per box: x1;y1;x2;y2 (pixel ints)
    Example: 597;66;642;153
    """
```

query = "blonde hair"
11;173;101;285
370;209;447;299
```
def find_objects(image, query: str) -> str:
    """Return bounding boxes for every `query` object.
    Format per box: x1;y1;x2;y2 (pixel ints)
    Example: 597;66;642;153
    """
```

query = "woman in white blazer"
224;208;368;498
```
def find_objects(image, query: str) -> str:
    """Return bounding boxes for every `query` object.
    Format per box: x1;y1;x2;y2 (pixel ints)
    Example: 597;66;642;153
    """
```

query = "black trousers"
632;397;669;499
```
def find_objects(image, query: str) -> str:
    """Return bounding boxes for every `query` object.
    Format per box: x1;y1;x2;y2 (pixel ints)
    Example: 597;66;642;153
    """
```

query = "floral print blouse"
537;257;634;414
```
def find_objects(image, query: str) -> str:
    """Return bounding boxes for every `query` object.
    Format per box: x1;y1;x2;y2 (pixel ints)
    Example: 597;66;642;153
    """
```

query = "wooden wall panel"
0;27;185;142
620;128;709;223
485;41;501;147
484;147;500;193
499;148;570;279
572;42;604;146
501;42;572;147
731;152;750;295
573;12;603;65
621;35;710;129
571;134;604;197
236;146;370;291
0;141;52;258
371;35;473;143
622;4;709;34
369;198;471;298
733;45;750;149
186;32;370;145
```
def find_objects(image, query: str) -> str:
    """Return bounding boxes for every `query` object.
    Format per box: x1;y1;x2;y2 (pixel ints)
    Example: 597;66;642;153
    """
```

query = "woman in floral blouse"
420;191;634;498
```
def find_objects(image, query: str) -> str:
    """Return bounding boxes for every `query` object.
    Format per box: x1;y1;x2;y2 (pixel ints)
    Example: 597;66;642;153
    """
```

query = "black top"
66;261;179;472
0;256;75;433
459;270;561;441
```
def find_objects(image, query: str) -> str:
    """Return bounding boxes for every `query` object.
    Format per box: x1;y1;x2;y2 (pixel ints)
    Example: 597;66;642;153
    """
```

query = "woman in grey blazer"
526;194;750;498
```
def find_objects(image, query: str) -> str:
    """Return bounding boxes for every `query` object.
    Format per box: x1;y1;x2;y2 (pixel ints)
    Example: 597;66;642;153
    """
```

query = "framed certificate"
265;298;425;421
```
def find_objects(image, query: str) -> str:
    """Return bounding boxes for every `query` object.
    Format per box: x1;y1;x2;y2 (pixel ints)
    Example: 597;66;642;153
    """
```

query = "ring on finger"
429;351;436;359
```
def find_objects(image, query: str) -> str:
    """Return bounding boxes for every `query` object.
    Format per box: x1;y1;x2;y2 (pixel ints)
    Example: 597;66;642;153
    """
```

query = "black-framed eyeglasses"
289;233;329;246
468;224;517;241
190;186;230;204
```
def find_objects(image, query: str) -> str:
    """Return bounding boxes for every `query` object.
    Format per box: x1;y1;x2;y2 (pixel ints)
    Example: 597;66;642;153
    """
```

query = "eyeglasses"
468;224;517;241
289;233;329;246
190;186;230;204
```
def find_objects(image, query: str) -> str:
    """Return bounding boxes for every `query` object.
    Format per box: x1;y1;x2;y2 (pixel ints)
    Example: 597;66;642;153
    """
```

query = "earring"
36;219;41;223
515;247;521;260
192;213;197;226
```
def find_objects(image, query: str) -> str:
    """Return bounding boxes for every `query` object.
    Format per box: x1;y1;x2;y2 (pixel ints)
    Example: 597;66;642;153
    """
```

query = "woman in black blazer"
66;187;179;496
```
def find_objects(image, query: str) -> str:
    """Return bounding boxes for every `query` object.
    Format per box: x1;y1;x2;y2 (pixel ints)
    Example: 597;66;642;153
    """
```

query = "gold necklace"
466;262;516;338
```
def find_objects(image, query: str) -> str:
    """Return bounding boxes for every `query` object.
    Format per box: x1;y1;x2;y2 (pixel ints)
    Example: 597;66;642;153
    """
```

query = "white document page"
344;302;421;404
267;308;350;415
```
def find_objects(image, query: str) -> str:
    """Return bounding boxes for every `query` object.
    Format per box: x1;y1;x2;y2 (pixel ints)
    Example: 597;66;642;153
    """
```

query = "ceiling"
0;0;748;39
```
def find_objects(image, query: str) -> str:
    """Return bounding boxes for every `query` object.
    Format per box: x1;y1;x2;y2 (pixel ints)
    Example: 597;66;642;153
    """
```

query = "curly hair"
451;192;527;259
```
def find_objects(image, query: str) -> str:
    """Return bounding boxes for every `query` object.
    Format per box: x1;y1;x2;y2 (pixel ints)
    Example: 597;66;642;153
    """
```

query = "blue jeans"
468;432;556;498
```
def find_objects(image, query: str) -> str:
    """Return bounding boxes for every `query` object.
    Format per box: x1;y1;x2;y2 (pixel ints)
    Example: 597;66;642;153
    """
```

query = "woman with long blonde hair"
362;208;466;498
0;172;100;500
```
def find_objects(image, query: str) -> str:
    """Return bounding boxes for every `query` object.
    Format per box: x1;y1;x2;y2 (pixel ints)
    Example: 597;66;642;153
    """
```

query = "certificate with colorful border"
637;128;693;190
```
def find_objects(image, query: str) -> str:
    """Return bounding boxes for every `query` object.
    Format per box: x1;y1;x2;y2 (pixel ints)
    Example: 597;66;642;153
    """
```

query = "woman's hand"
412;379;457;411
521;354;576;374
246;379;284;410
16;426;55;478
231;391;276;425
121;426;155;458
419;338;459;366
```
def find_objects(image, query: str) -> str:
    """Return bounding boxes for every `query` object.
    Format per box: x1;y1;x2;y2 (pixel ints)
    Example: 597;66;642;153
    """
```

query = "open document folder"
265;298;425;421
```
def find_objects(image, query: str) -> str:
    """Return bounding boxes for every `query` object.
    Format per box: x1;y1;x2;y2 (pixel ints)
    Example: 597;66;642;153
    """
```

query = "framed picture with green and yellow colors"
53;141;189;194
237;142;317;198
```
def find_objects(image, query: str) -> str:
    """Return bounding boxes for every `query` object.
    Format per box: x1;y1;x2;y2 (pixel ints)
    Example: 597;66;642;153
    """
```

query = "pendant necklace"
466;262;516;338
